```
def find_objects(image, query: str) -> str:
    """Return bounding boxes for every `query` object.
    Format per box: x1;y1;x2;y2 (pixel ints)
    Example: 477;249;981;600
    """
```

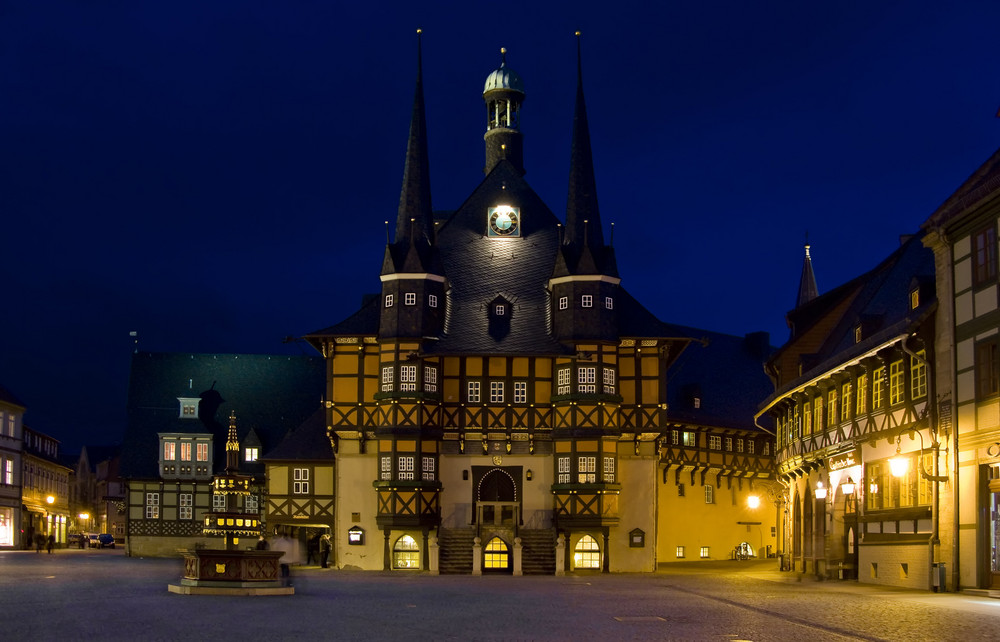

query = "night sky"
3;2;999;453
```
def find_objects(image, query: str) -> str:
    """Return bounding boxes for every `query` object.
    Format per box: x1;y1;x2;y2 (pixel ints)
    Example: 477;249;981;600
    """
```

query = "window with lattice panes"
605;296;613;310
400;365;417;391
671;430;679;445
557;456;570;484
380;456;391;480
889;360;904;405
603;456;615;482
574;535;601;569
911;350;927;399
682;431;696;447
490;381;504;403
856;373;868;414
213;493;226;510
676;546;685;558
748;440;755;454
245;494;258;513
424;366;437;392
581;294;593;308
513;381;527;404
381;366;394;392
245;447;258;462
179;493;192;520
873;366;885;409
578;366;596;393
842;382;851;421
393;535;420;569
404;292;416;306
385;294;394;308
557;368;570;395
724;437;733;451
293;467;310;494
709;435;721;450
602;367;615;394
197;442;209;462
827;389;837;427
180;442;192;462
736;439;744;453
559;296;568;310
577;456;596;483
429;294;438;308
422;456;435;481
700;546;710;558
398;456;414;481
704;484;714;504
467;381;481;403
145;493;160;519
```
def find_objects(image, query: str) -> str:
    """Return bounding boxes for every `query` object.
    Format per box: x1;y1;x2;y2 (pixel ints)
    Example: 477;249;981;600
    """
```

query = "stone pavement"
3;548;999;641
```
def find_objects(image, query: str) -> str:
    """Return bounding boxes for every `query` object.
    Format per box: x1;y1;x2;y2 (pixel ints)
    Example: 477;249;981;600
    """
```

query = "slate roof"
120;352;325;479
665;327;774;432
923;144;1000;230
763;232;935;405
262;407;333;461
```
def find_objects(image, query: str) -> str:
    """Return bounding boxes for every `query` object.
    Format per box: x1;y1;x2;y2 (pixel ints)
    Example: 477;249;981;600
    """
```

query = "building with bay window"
0;384;25;548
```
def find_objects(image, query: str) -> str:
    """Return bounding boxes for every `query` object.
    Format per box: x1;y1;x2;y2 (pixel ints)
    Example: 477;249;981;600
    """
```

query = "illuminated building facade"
758;235;950;589
304;37;776;573
0;384;25;548
21;426;72;547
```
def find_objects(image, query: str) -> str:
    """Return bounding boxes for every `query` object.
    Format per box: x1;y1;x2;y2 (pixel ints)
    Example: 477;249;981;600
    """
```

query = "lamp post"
748;481;787;568
839;477;858;579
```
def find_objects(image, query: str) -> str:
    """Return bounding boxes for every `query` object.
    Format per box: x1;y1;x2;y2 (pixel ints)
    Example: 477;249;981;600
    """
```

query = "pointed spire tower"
796;241;819;308
379;29;446;341
550;32;621;344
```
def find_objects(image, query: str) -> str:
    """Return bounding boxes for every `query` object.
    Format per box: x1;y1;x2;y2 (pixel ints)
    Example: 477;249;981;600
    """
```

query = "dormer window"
495;304;506;316
909;288;919;310
693;397;701;409
178;397;200;419
245;447;259;462
854;325;862;344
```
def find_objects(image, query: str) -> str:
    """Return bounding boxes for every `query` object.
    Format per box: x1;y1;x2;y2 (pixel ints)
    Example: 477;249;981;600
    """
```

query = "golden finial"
416;28;422;34
575;30;581;37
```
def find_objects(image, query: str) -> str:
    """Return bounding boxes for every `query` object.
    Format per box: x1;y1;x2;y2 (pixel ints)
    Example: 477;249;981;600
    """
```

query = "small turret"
796;242;819;308
483;48;525;175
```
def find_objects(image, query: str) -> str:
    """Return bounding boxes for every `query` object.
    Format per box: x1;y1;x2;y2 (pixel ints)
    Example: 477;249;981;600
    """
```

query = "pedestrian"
320;533;331;568
307;532;320;565
35;532;43;553
46;533;55;554
255;535;269;550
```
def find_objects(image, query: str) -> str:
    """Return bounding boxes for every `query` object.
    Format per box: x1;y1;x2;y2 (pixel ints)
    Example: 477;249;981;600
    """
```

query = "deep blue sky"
3;1;999;452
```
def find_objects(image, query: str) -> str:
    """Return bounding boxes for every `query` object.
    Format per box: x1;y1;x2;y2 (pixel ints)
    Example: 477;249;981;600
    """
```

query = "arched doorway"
476;468;519;526
573;534;601;569
484;536;512;573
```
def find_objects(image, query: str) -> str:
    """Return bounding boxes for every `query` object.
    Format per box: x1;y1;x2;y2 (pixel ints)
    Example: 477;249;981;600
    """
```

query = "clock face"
488;206;520;237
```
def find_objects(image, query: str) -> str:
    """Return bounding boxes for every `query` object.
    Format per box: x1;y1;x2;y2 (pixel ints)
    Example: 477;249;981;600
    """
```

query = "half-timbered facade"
758;234;948;589
922;143;1000;590
120;352;324;556
305;37;776;574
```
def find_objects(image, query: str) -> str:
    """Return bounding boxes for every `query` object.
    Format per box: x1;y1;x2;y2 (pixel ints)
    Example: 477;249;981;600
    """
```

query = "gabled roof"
665;327;774;432
306;294;380;339
120;352;325;479
262;407;333;461
923;144;1000;230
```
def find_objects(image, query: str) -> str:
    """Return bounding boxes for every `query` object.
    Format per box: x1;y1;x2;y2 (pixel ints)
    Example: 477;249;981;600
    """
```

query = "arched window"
484;536;511;571
393;534;420;569
573;534;601;569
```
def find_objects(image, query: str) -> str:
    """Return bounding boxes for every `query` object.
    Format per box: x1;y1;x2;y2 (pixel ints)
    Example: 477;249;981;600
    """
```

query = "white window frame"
602;367;616;394
400;365;417;391
179;493;192;520
557;456;570;484
293;467;310;494
513;381;527;404
704;484;714;504
577;456;596;483
380;456;391;481
709;435;721;450
559;296;568;310
495;304;505;316
578;366;596;393
700;546;710;558
603;456;615;483
581;294;593;308
245;494;258;513
245;447;258;462
428;294;438;308
424;366;438;392
381;366;394;392
557;368;570;395
490;381;504;403
468;381;481;403
404;292;416;306
196;442;209;462
422;456;435;481
385;294;394;308
145;493;160;519
605;296;613;310
213;494;226;510
398;456;414;481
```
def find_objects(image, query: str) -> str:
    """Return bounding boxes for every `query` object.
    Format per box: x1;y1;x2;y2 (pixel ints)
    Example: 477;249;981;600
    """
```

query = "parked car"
96;533;115;549
86;533;100;548
68;533;86;549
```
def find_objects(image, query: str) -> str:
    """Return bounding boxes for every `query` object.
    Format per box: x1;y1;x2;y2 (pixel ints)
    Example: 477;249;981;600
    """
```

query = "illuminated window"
603;456;615;483
423;366;438;392
145;493;159;519
181;403;197;417
578;366;596;393
293;468;309;494
385;294;394;308
559;296;568;310
577;456;596;483
381;366;394;392
854;325;862;343
163;442;176;461
827;390;837;426
748;440;755;454
736;438;744;453
873;367;885;409
557;456;570;484
911;350;927;399
513;381;527;404
490;381;504;403
709;435;721;450
4;459;13;485
671;430;679;445
179;493;192;520
245;447;258;462
404;292;416;306
467;381;481;403
602;367;616;394
676;546;685;558
682;432;696;447
484;536;511;570
700;546;710;558
380;456;391;481
398;456;414;481
196;442;208;461
889;360;904;405
393;535;420;569
180;442;192;462
581;294;593;308
557;368;570;395
400;365;417;391
704;484;714;504
422;456;435;481
856;374;868;414
574;535;601;569
725;437;733;451
841;382;851;421
909;288;920;310
803;401;812;435
428;294;438;308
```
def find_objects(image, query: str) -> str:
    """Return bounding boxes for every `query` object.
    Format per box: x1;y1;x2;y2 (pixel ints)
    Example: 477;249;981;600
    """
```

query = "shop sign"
828;448;861;472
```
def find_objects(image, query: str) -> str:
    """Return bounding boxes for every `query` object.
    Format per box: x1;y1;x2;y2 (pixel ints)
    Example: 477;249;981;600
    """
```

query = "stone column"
513;536;522;576
429;535;440;575
472;536;482;576
555;533;565;576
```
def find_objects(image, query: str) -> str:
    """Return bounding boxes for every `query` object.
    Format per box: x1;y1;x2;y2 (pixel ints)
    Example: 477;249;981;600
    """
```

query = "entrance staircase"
518;528;556;575
438;527;475;575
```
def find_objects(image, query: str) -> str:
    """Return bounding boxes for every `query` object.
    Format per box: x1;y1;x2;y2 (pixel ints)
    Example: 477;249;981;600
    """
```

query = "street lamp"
46;495;55;505
747;494;761;509
840;477;855;496
814;481;827;500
